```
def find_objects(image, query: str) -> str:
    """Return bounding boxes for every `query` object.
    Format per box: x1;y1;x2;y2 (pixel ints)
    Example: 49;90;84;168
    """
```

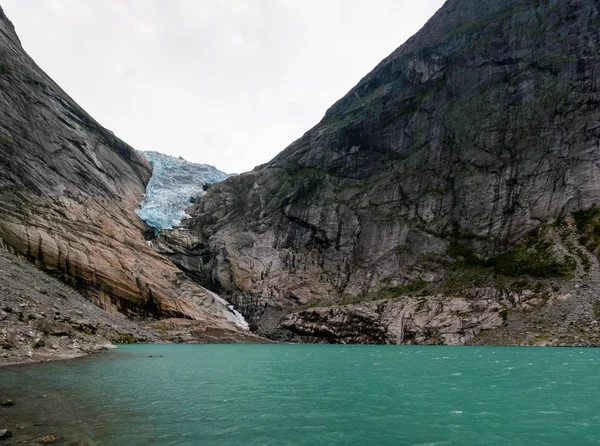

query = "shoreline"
2;341;597;370
0;347;112;369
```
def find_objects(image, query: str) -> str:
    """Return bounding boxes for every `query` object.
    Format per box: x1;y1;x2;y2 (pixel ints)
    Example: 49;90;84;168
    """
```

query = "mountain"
0;5;256;355
157;0;600;345
136;151;229;234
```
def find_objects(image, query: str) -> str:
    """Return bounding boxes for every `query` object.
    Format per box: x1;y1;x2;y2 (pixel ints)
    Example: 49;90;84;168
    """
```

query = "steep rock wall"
157;0;600;340
0;7;247;332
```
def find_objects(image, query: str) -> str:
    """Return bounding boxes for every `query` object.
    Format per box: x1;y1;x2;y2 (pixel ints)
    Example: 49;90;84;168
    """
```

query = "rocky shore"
0;243;274;368
0;247;162;367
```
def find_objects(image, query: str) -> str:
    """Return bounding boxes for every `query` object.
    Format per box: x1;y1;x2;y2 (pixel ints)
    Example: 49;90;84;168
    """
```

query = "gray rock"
156;0;600;344
282;296;504;345
34;320;71;336
0;5;255;350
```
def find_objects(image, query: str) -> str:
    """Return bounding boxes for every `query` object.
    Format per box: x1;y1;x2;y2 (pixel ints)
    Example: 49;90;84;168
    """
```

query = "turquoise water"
1;345;600;445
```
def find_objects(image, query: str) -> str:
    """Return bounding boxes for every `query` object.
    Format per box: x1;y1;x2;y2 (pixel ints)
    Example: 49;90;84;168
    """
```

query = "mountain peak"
0;6;253;345
0;5;20;45
157;0;600;345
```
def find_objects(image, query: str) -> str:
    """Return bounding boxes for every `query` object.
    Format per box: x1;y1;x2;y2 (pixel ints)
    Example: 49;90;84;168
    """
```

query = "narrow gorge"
2;2;599;444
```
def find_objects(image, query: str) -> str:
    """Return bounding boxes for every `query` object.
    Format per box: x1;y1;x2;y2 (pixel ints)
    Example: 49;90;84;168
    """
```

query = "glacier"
136;151;248;329
136;151;229;234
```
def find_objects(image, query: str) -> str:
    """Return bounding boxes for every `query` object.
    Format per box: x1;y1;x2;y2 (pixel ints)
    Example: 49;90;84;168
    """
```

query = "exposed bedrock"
0;6;249;336
156;0;600;343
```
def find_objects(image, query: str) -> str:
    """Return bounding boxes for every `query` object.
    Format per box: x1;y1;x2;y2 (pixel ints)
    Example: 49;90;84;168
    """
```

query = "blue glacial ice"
136;151;249;330
136;151;229;234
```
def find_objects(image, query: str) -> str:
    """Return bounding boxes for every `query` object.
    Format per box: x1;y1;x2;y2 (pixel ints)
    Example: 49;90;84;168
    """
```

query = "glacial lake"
1;345;599;445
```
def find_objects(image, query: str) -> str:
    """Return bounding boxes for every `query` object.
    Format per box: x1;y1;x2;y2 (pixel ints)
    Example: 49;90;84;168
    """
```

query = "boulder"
34;320;72;336
0;429;12;440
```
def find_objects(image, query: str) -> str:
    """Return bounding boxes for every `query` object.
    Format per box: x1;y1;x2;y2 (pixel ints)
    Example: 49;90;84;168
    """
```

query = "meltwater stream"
1;345;600;445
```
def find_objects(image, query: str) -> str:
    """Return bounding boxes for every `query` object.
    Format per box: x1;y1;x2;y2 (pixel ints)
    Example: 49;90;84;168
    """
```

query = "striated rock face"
136;151;229;234
149;318;273;344
281;296;505;345
0;246;161;366
157;0;600;343
0;7;249;335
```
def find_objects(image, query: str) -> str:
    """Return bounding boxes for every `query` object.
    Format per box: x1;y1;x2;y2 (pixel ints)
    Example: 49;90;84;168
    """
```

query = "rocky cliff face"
0;7;249;336
158;0;600;344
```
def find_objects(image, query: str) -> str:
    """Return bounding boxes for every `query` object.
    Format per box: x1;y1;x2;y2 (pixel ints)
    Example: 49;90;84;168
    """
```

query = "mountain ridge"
157;0;600;345
0;5;257;360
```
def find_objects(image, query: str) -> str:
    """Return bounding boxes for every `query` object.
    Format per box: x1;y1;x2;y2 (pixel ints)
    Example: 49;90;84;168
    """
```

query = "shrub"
488;248;575;278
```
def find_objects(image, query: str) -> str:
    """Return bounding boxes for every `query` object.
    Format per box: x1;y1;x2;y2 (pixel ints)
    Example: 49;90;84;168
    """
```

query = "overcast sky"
3;1;445;173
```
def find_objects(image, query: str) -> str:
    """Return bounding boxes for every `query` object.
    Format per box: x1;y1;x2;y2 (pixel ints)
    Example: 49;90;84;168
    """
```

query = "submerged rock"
65;440;94;446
